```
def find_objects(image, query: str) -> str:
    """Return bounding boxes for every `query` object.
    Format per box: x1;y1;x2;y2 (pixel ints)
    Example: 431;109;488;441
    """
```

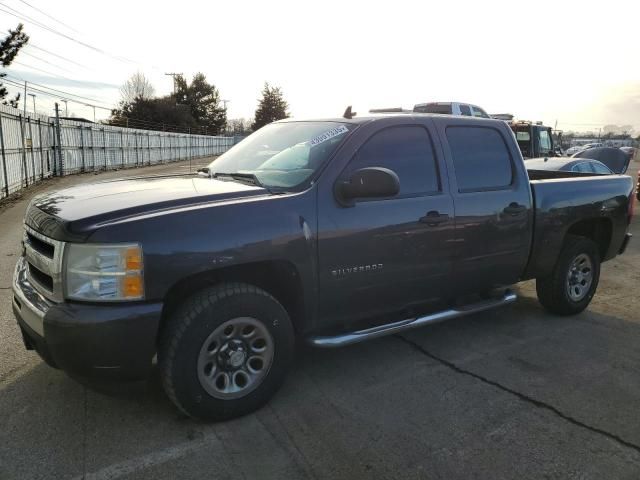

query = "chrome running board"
308;290;517;348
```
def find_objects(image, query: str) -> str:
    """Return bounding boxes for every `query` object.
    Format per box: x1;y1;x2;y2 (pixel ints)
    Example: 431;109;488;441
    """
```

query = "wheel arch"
159;260;307;341
565;217;613;260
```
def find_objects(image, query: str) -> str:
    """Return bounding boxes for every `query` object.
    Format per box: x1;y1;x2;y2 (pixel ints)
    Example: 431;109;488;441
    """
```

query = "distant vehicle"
565;146;583;156
490;113;515;121
509;120;561;158
571;147;632;174
620;146;636;161
525;157;613;175
413;102;490;118
566;143;603;156
368;107;411;114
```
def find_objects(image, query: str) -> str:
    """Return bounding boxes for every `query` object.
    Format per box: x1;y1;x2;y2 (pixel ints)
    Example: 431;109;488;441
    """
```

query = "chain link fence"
0;104;235;200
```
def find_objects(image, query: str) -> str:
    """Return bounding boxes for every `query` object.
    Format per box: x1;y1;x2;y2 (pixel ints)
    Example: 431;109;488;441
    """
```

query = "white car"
566;143;603;156
413;101;490;118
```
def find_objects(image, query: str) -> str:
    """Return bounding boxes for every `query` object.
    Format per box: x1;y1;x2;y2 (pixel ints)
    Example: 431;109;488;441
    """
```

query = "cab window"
345;126;440;196
539;130;552;155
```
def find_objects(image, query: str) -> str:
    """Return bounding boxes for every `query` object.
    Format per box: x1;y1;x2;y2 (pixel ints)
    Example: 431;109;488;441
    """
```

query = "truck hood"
26;175;268;240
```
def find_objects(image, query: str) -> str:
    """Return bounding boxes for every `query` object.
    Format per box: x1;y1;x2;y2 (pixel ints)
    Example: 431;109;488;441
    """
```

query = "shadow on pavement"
2;296;640;479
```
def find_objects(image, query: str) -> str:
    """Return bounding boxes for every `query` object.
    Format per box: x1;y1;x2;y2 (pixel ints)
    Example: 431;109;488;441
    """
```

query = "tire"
159;282;294;421
536;235;601;315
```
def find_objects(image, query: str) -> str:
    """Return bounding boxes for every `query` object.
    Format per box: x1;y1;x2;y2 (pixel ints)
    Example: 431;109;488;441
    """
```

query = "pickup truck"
12;114;634;421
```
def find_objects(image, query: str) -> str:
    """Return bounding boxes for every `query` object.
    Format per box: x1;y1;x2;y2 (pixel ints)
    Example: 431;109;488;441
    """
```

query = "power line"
28;43;89;69
18;0;81;34
4;71;114;105
3;75;113;107
19;50;73;73
10;60;66;77
0;3;137;65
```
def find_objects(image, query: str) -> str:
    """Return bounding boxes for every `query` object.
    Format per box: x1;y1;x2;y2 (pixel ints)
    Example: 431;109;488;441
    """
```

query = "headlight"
64;243;144;301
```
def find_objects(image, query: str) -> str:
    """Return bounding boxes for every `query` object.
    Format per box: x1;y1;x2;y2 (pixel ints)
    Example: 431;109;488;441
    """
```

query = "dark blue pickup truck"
12;113;634;420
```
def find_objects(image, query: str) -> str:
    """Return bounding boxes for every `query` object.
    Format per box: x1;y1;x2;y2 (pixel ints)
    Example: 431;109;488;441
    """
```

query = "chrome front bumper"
12;256;52;337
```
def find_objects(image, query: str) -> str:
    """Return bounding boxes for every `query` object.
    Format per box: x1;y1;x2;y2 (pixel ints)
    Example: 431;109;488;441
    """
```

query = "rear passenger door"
435;119;533;294
317;120;455;327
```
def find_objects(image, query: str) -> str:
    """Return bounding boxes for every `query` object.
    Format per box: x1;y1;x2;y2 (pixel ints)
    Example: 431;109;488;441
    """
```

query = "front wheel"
159;283;294;421
536;235;601;315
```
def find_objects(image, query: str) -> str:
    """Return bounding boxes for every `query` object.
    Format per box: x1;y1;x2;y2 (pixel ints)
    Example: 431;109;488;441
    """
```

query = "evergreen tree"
252;82;289;131
110;72;227;134
0;24;29;107
176;73;227;134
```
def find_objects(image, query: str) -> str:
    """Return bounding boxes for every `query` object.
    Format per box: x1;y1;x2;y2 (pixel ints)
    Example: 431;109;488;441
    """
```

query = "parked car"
565;143;604;156
620;146;636;161
565;145;584;156
525;157;613;174
412;101;490;118
571;147;631;174
12;114;634;421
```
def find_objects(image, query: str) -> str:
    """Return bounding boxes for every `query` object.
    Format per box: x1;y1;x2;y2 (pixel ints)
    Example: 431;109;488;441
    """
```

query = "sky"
1;0;638;133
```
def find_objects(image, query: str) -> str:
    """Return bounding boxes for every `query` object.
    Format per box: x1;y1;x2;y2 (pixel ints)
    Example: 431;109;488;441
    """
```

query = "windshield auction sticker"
309;125;349;146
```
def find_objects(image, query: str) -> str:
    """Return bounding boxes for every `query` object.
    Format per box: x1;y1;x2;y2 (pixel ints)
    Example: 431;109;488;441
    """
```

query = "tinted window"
570;162;592;173
346;126;440;196
591;162;612;174
447;126;513;192
539;130;552;153
472;107;489;118
459;105;472;116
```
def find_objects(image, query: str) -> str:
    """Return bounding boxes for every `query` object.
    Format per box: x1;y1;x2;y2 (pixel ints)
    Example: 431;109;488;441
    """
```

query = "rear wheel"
159;282;294;421
536;235;601;315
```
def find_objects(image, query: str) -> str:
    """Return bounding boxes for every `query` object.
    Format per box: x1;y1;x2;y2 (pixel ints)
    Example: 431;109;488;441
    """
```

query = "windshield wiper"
213;172;272;192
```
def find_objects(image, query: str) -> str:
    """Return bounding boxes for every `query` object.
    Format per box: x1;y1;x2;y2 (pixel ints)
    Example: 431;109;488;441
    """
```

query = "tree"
252;82;289;131
109;72;227;134
175;73;226;134
109;96;194;131
227;118;252;135
0;24;29;107
119;72;155;104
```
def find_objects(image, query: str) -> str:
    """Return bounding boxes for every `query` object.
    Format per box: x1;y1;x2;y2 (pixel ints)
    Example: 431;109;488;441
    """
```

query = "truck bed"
527;169;604;181
523;174;634;280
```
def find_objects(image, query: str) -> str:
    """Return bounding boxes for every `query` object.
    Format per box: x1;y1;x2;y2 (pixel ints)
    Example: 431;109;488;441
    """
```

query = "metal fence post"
134;131;139;166
102;127;107;170
54;103;63;176
120;129;125;168
37;118;44;180
0;113;9;197
89;126;95;171
19;114;29;187
147;131;151;166
79;124;85;172
27;117;36;184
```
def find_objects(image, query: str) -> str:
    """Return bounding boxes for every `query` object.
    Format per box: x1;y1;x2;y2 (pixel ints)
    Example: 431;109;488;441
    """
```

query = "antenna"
343;106;356;119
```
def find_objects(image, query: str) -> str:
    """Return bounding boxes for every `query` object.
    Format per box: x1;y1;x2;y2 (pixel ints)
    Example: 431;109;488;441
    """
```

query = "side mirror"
336;167;400;206
196;167;211;178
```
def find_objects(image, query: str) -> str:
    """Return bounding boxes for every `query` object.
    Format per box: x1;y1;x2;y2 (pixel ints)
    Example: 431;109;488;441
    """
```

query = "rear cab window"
446;126;514;192
471;106;490;118
459;105;472;116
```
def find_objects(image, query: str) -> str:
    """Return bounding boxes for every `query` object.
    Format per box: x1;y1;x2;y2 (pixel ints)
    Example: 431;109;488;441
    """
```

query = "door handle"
503;202;526;215
420;210;449;226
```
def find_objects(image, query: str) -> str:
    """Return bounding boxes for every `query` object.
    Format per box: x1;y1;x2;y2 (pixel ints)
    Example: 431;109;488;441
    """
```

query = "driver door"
316;121;455;328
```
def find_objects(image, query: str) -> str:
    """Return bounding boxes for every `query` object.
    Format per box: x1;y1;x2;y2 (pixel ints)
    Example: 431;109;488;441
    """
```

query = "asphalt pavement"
1;159;640;480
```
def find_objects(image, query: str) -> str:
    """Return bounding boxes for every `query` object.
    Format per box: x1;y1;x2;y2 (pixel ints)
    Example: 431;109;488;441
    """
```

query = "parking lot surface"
1;159;640;480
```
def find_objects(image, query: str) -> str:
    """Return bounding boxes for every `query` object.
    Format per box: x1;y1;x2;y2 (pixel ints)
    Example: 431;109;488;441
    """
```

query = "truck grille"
23;225;65;302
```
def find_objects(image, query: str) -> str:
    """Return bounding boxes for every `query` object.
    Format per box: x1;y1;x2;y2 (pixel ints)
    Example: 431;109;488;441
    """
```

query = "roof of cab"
274;112;499;125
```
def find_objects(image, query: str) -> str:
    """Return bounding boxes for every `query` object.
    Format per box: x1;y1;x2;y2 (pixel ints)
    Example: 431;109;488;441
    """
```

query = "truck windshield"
207;121;355;190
